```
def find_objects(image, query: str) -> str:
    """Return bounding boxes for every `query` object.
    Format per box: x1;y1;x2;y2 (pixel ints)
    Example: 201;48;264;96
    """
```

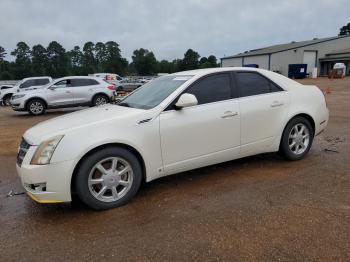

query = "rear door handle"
221;111;238;119
270;101;284;107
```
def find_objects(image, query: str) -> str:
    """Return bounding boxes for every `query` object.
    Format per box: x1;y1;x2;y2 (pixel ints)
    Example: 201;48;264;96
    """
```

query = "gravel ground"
0;77;349;261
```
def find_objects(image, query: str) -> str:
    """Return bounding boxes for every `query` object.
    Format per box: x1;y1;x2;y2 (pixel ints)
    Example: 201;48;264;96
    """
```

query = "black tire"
3;95;12;106
27;99;46;115
74;147;142;210
279;116;314;161
92;94;109;106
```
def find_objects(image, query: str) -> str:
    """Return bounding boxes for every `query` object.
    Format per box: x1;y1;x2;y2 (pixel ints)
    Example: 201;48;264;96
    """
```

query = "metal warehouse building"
221;35;350;76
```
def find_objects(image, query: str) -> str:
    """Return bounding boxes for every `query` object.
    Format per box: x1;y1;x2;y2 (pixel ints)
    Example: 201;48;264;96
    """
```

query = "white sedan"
16;68;328;210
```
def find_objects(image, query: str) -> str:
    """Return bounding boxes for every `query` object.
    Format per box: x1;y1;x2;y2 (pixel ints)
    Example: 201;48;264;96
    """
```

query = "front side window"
186;73;231;105
19;80;36;89
119;75;193;109
54;80;71;88
236;72;282;97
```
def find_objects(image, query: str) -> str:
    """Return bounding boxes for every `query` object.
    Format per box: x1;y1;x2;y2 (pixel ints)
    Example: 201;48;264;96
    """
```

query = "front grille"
17;138;31;166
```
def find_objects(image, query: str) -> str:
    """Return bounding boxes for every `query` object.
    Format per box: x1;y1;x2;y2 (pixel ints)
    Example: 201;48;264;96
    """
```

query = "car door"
46;79;75;106
159;72;241;174
234;71;289;154
70;78;100;105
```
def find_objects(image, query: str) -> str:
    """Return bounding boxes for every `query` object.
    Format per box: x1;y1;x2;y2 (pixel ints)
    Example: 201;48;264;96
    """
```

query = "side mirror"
49;85;57;90
175;93;198;109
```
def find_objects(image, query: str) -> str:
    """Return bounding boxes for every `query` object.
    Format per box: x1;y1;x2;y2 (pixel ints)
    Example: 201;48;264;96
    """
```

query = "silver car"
11;76;116;115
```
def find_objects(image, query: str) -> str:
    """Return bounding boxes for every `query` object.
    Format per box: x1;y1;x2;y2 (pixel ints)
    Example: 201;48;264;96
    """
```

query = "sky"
0;0;349;62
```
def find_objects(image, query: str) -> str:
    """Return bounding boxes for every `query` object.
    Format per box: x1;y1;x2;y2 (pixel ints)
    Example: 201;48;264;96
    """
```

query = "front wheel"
279;117;314;161
27;99;46;115
3;95;12;106
74;147;142;210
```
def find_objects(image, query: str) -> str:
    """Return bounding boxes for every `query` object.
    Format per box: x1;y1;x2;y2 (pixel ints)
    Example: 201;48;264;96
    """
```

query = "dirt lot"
0;77;349;261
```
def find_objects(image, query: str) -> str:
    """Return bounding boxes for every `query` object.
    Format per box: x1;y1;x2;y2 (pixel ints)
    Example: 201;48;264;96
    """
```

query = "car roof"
54;76;102;81
22;76;52;80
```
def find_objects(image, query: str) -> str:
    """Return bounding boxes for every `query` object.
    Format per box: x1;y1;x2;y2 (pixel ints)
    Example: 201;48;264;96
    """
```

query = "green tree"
339;23;350;36
82;41;96;74
46;41;68;78
131;48;158;75
207;55;218;67
31;44;49;76
179;49;200;71
95;42;107;72
103;41;128;76
0;46;6;60
67;46;83;75
11;41;32;79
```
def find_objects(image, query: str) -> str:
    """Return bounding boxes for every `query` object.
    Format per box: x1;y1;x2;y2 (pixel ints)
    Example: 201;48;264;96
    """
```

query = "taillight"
107;85;115;91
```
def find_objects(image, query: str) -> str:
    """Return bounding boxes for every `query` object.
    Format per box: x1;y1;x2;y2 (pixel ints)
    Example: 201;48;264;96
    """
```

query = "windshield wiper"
117;102;131;108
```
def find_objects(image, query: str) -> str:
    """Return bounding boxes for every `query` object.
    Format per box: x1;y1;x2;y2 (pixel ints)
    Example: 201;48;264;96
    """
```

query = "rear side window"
71;79;99;87
186;73;231;105
35;79;50;85
236;72;282;97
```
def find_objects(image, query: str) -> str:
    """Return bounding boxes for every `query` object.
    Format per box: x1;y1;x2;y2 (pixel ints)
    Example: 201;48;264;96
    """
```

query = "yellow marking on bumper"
27;192;64;204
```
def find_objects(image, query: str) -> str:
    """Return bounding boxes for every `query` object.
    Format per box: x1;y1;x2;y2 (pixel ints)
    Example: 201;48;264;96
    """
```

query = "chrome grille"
17;138;31;166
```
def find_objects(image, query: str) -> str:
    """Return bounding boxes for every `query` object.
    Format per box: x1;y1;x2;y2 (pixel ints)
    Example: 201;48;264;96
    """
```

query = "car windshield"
118;75;193;109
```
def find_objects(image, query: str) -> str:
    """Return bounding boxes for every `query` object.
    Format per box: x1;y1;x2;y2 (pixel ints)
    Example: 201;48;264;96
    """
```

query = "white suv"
11;76;116;115
0;76;52;106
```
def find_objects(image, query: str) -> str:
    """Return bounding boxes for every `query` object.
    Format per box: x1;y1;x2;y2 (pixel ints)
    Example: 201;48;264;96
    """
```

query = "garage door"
303;51;317;74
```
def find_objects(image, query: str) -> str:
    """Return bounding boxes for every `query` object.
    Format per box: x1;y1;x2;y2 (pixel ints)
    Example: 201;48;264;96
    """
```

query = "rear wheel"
74;147;142;210
279;116;314;160
92;94;109;106
27;99;46;115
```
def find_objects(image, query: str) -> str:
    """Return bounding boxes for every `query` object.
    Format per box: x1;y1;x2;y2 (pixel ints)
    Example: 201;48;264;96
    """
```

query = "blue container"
288;64;307;78
243;64;259;68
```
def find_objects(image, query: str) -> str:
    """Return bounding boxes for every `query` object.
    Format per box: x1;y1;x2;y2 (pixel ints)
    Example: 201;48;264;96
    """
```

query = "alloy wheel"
30;102;44;114
88;157;133;202
288;123;310;155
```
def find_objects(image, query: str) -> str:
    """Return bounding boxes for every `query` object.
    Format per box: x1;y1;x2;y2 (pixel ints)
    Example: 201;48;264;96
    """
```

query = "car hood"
24;104;148;145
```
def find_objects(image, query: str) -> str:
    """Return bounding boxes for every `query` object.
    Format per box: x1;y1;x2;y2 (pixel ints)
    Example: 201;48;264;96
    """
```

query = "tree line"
0;41;219;80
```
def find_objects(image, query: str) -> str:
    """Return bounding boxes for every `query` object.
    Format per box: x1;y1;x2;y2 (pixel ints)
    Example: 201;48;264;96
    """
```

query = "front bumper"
11;99;26;111
16;145;75;203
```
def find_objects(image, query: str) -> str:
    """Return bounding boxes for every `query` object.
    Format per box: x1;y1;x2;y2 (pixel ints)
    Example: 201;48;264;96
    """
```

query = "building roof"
326;48;350;55
222;35;350;60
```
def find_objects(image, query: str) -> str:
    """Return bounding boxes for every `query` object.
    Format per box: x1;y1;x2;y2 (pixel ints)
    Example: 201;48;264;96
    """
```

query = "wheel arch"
91;93;110;104
70;142;146;194
25;97;48;110
279;113;315;148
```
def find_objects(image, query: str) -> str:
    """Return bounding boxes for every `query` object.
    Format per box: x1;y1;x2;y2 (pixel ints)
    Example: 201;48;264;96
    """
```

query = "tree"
179;49;200;71
11;41;32;79
67;46;83;75
339;23;350;36
31;44;49;76
0;46;6;61
82;41;96;74
46;41;68;78
131;48;158;75
95;42;107;72
103;41;128;75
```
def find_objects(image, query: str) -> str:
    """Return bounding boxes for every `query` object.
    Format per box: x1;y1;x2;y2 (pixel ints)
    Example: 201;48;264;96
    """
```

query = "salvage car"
11;76;116;115
16;68;329;210
0;76;52;106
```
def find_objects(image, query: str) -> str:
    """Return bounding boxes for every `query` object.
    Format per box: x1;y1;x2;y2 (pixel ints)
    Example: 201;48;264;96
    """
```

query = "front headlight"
31;135;64;165
12;94;26;100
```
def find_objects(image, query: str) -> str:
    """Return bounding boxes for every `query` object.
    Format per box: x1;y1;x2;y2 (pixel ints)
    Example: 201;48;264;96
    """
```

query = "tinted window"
71;79;99;87
54;80;71;88
35;79;50;85
236;72;282;97
186;73;231;105
20;80;36;89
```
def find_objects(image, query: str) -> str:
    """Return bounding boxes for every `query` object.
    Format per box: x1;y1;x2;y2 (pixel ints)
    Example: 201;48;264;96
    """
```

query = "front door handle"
221;111;238;119
270;101;284;108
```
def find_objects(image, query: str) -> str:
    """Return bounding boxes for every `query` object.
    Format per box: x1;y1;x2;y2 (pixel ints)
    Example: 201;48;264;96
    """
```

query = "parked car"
0;77;52;106
11;76;116;115
16;68;328;210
